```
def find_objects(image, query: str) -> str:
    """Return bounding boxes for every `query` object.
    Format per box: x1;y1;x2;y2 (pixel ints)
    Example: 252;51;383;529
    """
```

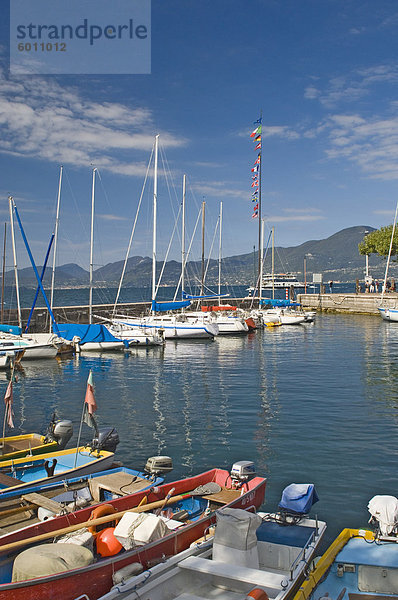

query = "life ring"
88;504;119;535
246;589;269;600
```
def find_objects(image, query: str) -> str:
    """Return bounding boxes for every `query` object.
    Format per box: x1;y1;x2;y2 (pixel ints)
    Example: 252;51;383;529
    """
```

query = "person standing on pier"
329;280;333;293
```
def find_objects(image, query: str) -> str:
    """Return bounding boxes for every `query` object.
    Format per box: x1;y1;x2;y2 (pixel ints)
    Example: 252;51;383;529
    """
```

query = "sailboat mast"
89;167;96;325
259;219;264;301
8;197;21;329
218;201;223;301
49;165;63;331
1;223;6;324
271;226;275;300
181;174;186;300
152;135;159;312
201;201;205;296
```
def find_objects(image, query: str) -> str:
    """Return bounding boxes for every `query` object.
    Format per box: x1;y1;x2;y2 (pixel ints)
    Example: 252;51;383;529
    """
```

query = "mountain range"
7;225;394;288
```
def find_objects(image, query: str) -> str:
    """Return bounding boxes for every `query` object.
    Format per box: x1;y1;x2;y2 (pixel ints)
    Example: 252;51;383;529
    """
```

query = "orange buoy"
246;589;269;600
95;527;123;557
88;504;119;535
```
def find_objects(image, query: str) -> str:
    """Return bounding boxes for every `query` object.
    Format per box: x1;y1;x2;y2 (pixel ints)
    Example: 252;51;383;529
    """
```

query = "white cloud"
97;213;127;221
0;68;186;175
324;113;398;179
191;181;247;200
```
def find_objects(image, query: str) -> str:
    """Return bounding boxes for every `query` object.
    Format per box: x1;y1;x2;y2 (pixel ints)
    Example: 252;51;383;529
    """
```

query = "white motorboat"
187;308;248;335
99;484;326;600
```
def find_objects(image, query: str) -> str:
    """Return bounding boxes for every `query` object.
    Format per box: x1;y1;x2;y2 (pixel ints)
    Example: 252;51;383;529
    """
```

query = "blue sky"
1;0;398;270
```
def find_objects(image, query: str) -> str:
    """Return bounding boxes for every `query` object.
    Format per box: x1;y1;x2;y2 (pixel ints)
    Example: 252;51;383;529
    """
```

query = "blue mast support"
11;200;61;336
24;233;54;333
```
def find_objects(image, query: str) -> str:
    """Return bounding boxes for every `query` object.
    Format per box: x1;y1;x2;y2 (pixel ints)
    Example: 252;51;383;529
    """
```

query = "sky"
1;0;398;270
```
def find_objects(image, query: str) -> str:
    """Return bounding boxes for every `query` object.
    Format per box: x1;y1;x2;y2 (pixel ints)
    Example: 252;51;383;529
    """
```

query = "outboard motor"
368;495;398;537
91;427;120;453
277;483;319;523
230;461;256;487
44;417;73;449
144;455;173;477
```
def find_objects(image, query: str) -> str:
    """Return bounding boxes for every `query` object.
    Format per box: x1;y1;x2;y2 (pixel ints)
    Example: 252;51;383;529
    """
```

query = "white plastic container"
114;512;169;550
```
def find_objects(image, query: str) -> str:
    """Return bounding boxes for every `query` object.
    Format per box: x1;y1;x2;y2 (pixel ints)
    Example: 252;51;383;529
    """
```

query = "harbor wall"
297;292;398;315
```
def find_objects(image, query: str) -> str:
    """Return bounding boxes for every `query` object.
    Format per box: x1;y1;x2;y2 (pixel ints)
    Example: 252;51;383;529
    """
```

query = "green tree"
359;225;398;259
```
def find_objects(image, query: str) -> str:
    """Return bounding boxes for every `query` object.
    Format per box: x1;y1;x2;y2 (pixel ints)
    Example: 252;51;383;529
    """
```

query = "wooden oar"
0;487;212;554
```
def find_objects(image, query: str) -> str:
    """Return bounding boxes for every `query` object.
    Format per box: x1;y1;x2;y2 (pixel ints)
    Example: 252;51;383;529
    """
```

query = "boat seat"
0;472;21;489
89;472;151;503
178;556;282;592
21;493;68;514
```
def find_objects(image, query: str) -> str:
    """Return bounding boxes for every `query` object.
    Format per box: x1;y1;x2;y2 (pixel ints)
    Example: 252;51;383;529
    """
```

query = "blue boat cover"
260;299;301;307
151;300;191;312
0;324;22;335
57;323;127;346
278;483;319;514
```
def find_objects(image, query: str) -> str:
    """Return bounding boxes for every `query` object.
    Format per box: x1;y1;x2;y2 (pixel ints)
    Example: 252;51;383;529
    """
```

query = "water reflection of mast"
152;360;166;456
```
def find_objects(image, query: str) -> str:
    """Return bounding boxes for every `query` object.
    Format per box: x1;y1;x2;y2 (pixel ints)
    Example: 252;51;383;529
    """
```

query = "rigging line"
154;201;183;298
202;215;219;287
113;145;154;316
159;145;180;221
172;205;202;301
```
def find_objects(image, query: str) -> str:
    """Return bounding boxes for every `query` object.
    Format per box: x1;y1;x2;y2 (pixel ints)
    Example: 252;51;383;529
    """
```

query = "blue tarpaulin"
151;300;191;312
278;483;319;514
57;323;126;345
259;299;301;307
0;324;22;336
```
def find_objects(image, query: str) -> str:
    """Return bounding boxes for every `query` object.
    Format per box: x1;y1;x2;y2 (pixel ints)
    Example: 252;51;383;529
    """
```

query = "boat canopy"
182;291;229;300
260;299;301;307
278;483;319;515
151;300;191;312
57;323;128;346
0;324;22;336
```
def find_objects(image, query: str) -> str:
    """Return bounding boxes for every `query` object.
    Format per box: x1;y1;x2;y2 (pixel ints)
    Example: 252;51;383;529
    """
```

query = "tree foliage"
358;225;398;258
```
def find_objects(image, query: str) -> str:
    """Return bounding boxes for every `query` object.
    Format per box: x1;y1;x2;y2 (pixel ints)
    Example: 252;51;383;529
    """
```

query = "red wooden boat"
0;467;266;600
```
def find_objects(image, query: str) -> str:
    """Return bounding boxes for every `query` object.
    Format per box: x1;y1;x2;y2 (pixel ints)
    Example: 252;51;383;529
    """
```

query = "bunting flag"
4;381;14;428
249;117;262;219
250;125;261;138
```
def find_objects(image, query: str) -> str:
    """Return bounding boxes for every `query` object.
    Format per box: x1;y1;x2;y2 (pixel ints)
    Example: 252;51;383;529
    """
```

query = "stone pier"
297;292;398;315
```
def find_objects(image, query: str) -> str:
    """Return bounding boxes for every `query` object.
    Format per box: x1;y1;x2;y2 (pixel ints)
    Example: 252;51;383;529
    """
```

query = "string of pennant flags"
250;118;262;219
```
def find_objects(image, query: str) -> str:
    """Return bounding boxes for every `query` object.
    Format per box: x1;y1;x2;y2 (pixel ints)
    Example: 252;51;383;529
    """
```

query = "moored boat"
293;494;398;600
99;482;326;600
0;428;119;495
0;462;266;600
0;415;73;462
0;457;170;536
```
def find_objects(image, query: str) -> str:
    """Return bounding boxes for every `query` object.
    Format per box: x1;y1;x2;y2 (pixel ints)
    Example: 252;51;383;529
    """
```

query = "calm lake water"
3;310;397;549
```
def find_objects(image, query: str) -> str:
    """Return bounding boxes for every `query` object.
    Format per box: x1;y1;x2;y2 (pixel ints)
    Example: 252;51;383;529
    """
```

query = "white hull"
115;317;218;339
100;512;326;600
379;307;398;322
0;337;58;359
108;323;165;346
78;341;127;352
216;318;249;334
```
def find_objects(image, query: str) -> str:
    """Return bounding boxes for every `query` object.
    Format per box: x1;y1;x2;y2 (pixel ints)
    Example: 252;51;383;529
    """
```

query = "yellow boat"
0;418;73;462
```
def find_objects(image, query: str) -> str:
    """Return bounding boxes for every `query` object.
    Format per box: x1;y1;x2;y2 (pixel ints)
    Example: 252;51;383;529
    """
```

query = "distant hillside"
6;225;393;288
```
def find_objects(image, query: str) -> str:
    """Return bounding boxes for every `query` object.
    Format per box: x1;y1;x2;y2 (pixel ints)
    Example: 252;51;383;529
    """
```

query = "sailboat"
184;201;248;334
113;137;218;340
378;199;398;321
